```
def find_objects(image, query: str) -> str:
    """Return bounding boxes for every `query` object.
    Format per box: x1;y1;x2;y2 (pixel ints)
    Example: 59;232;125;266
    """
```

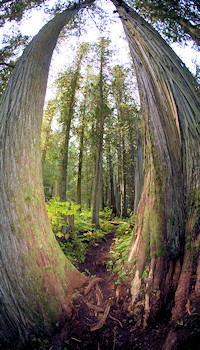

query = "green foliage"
31;335;49;350
127;0;200;45
107;220;134;276
46;198;112;265
0;0;45;25
99;206;112;219
0;31;29;96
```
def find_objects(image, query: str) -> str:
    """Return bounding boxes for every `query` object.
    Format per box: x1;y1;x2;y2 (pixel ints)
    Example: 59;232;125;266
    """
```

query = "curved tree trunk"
112;0;200;326
0;2;93;340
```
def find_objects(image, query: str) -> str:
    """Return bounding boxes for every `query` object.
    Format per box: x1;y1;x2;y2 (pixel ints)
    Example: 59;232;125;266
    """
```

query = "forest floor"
1;225;200;350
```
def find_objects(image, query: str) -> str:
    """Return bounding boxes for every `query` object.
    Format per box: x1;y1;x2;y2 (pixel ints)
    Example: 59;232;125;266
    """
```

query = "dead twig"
71;337;81;343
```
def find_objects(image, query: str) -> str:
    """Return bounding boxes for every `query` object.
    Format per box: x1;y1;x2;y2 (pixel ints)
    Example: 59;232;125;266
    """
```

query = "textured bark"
112;0;200;324
0;2;93;340
134;139;143;212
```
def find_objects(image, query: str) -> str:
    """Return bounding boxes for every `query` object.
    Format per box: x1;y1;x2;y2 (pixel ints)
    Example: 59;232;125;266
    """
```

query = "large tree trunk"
112;0;200;325
0;2;93;340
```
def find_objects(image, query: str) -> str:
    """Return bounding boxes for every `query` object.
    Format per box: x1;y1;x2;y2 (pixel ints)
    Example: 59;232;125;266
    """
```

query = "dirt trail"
78;229;116;278
61;226;134;349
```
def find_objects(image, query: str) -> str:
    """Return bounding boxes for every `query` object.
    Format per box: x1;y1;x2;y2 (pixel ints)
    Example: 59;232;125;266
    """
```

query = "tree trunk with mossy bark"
0;2;94;341
112;0;200;326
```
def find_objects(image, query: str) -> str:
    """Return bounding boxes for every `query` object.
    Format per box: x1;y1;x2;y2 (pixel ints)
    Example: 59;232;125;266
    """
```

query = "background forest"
41;37;142;268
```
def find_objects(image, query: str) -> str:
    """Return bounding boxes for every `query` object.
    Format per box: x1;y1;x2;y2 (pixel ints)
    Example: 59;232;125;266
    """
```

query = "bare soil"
1;227;200;350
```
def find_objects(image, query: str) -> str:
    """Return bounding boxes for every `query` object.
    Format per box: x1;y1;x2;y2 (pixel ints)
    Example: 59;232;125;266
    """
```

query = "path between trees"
49;225;200;350
51;226;134;349
50;226;167;349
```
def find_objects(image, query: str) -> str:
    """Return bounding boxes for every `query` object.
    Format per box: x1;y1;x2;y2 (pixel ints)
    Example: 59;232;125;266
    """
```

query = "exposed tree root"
84;278;105;295
109;315;123;328
95;283;104;306
90;302;111;331
85;302;104;312
85;302;123;328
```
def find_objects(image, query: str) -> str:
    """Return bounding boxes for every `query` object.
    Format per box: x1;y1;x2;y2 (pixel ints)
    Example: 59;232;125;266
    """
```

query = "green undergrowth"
46;198;113;266
107;216;135;283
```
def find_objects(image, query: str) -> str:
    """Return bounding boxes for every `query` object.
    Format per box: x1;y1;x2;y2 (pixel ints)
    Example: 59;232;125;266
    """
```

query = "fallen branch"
71;337;81;343
110;221;127;225
91;302;111;331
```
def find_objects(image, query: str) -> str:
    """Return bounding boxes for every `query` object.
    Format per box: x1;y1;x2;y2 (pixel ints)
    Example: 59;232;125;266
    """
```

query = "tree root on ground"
78;277;123;331
84;278;105;295
90;302;111;331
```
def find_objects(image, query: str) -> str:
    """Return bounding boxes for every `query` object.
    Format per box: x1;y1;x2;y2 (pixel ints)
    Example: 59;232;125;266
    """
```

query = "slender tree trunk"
92;40;106;228
41;100;56;167
60;48;86;202
60;121;71;201
0;1;93;340
117;120;127;217
41;118;53;167
108;143;118;218
112;0;200;326
117;144;122;215
127;111;136;212
121;137;127;217
77;116;85;208
92;120;104;227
